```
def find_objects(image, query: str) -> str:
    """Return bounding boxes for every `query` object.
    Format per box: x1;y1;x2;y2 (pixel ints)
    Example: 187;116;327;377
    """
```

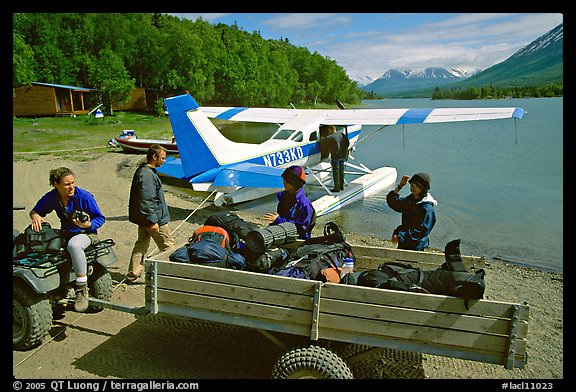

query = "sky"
170;13;563;83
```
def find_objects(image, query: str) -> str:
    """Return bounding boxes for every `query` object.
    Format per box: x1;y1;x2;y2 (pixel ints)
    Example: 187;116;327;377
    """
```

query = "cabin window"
291;131;303;142
271;129;294;140
309;131;318;142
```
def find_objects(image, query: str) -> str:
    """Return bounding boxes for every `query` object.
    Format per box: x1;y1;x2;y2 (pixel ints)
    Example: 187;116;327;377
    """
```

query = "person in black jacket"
386;172;437;251
320;125;349;192
126;144;177;282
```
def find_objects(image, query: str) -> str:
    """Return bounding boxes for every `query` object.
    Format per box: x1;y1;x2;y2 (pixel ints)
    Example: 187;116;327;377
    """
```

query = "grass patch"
13;112;173;161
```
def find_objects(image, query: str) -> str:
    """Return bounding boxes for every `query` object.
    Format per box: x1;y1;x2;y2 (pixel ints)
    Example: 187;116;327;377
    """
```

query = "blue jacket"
272;187;316;239
129;163;171;227
32;187;105;236
386;191;437;251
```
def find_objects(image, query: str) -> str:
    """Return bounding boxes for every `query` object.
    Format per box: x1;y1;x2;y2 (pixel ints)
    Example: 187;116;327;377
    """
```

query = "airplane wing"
201;106;525;126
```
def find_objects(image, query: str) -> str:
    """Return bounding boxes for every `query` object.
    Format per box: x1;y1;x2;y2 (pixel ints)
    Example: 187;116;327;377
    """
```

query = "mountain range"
358;67;482;95
360;23;563;97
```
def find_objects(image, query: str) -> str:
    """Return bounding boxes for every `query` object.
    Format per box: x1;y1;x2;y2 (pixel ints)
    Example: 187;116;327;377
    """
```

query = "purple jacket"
272;187;316;239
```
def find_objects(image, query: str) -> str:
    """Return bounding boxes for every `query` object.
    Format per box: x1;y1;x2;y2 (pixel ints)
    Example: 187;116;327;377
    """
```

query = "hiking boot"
125;271;142;284
74;286;89;312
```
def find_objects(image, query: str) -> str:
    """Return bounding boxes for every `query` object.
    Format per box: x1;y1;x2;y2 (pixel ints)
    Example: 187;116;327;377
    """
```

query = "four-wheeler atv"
13;206;118;351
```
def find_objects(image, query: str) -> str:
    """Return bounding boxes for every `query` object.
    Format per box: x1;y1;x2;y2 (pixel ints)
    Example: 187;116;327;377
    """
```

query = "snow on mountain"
360;66;483;96
511;23;563;58
374;67;481;81
352;75;376;86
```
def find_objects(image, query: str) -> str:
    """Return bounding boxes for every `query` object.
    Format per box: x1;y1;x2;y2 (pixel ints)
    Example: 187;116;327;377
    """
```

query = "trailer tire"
13;280;53;351
271;345;354;379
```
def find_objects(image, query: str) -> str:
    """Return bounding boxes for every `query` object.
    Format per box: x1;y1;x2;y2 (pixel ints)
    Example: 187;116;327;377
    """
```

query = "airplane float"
158;93;525;217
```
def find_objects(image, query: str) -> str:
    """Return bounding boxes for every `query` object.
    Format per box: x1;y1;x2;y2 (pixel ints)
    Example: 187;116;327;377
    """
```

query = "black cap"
281;166;306;189
409;172;431;192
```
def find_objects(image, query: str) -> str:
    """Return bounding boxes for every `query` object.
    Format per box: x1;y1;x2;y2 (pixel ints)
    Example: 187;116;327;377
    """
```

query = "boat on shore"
109;130;178;154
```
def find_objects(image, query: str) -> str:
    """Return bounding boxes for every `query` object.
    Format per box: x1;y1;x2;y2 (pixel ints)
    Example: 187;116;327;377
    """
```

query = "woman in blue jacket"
264;166;316;240
386;172;437;251
29;167;106;312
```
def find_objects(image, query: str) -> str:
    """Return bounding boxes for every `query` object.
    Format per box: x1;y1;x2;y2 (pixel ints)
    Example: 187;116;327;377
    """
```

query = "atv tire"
13;280;53;351
271;345;354;379
88;265;113;312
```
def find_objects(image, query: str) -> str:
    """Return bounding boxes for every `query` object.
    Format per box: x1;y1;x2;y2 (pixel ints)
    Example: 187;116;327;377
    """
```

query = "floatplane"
158;93;525;217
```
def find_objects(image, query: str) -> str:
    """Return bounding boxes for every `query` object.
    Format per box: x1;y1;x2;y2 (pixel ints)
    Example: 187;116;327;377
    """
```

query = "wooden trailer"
91;243;529;378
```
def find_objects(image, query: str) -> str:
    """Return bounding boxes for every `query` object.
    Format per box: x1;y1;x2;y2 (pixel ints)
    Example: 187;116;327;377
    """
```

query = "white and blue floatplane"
157;93;525;217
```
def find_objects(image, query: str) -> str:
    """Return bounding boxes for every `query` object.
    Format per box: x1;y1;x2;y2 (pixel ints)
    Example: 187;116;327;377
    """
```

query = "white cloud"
324;13;563;81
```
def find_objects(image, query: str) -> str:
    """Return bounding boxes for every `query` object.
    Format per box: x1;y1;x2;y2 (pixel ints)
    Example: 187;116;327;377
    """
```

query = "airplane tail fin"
164;94;236;179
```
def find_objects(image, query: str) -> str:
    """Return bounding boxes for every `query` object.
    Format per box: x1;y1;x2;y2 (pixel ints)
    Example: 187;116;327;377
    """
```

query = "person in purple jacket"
29;167;106;312
264;165;316;239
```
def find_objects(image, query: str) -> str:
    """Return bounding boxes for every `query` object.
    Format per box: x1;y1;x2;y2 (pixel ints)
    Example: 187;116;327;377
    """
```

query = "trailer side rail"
144;258;528;369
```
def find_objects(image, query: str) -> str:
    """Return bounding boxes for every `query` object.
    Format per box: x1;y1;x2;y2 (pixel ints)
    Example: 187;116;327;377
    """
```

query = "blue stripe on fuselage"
215;107;249;120
397;108;433;124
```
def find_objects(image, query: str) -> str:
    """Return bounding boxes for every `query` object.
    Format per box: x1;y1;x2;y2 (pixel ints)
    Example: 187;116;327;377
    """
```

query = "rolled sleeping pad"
245;222;298;253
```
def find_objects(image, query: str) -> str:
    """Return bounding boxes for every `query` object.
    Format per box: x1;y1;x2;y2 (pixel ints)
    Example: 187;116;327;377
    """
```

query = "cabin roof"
32;81;97;92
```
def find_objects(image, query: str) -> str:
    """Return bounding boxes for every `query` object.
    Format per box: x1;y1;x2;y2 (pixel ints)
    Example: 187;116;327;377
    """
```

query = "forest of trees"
13;13;364;110
431;83;563;100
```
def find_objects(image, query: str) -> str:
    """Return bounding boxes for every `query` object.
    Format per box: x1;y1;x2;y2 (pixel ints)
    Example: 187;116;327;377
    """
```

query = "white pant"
66;233;92;277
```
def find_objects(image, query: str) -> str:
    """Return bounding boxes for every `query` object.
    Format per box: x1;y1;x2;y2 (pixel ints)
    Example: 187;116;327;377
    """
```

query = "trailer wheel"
13;280;53;351
271;345;354;379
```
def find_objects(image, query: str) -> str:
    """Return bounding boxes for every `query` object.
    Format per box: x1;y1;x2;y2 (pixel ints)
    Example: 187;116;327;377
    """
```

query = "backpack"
422;268;486;301
191;225;231;248
245;248;289;273
423;239;486;303
271;241;355;282
204;211;256;245
180;225;246;270
304;221;346;245
14;222;63;259
355;260;486;298
356;262;428;293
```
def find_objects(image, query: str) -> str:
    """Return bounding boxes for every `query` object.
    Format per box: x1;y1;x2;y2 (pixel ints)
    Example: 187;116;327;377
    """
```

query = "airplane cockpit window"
291;131;303;142
271;129;294;140
309;131;318;142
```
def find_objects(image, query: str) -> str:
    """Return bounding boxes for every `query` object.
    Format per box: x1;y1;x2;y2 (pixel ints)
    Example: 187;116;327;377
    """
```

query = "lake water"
201;97;564;273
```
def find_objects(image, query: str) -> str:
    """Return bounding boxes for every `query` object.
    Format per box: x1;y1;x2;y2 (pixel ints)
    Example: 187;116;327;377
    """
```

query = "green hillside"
448;23;563;89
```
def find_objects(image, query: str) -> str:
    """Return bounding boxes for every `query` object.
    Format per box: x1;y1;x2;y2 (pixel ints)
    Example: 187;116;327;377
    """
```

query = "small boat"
109;130;178;154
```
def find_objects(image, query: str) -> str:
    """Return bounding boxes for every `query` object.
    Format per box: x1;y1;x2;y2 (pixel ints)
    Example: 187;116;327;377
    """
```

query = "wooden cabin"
13;82;97;118
114;87;160;112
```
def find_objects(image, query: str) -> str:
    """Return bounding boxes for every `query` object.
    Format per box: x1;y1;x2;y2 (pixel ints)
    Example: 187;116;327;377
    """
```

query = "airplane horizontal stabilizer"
157;156;187;179
212;162;285;189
